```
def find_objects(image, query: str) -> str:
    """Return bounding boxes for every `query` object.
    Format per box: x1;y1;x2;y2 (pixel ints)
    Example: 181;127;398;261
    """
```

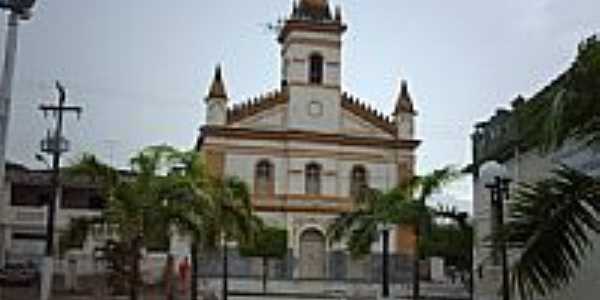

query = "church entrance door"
299;229;326;278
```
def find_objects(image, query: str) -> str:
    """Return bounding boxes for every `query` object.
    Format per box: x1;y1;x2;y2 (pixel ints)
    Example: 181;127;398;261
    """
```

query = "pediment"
230;104;287;129
340;110;394;138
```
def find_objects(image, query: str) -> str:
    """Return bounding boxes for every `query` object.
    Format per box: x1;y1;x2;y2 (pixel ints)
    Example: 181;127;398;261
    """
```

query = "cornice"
199;126;421;150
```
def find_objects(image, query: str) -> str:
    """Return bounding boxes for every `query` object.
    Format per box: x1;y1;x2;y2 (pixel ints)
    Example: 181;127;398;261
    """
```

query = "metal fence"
195;249;414;283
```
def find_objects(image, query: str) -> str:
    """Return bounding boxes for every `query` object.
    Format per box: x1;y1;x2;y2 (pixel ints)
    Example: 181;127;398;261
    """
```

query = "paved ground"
1;285;41;300
0;285;187;300
0;277;469;300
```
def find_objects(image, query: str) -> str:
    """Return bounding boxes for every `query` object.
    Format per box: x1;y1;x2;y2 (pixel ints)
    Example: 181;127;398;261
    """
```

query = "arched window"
255;160;274;197
305;163;322;195
309;53;324;84
350;165;368;199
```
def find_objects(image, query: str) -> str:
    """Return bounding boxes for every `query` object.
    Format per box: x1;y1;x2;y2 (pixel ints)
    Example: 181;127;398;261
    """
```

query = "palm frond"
503;166;600;299
327;211;368;243
328;166;459;260
346;215;379;258
416;166;462;202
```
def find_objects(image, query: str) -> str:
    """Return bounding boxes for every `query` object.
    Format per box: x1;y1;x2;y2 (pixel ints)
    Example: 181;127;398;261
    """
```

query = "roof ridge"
226;89;288;124
341;92;396;136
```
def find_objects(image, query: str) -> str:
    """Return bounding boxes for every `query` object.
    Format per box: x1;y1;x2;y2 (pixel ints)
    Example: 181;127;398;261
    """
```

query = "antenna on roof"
260;17;284;35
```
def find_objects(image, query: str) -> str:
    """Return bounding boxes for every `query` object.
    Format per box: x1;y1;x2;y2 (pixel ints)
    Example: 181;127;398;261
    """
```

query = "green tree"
420;210;472;283
162;148;262;300
60;146;218;300
328;167;459;300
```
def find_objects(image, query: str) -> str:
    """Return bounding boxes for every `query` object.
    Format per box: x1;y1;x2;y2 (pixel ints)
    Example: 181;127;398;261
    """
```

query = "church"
196;0;420;280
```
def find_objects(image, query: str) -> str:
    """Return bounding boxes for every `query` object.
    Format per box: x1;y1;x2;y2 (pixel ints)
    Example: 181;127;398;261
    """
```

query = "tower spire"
207;64;228;100
393;80;415;115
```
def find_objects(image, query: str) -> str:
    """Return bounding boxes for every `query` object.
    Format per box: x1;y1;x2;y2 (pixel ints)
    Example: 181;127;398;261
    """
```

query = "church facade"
196;0;420;280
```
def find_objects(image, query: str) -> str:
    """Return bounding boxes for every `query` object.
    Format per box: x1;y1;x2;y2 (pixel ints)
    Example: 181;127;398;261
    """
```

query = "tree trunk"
129;237;141;300
191;242;198;300
128;238;138;300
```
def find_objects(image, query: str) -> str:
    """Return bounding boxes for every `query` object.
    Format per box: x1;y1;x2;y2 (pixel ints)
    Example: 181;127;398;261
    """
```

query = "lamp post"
222;233;229;300
482;161;511;300
0;0;37;269
378;223;393;299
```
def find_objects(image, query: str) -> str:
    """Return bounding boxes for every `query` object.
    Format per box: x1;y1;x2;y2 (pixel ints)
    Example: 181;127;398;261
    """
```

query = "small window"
350;166;368;199
255;160;275;197
309;53;324;84
62;188;102;210
11;185;50;207
305;163;322;195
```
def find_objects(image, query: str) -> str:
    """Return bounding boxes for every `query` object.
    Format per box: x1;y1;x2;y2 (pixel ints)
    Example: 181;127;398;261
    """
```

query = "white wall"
287;85;342;133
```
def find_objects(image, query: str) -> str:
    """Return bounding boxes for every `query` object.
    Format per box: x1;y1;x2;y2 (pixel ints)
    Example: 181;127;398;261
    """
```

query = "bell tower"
204;65;228;126
393;80;417;140
279;0;347;133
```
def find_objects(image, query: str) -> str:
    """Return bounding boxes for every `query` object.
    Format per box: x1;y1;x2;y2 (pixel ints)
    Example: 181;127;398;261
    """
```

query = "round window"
308;101;324;117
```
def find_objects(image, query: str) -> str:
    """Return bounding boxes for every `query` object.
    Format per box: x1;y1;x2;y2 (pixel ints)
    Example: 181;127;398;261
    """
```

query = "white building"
0;163;124;278
195;0;421;281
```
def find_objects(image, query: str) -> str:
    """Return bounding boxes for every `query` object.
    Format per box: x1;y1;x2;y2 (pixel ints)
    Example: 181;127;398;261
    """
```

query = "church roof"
207;65;228;99
224;89;397;136
341;92;397;136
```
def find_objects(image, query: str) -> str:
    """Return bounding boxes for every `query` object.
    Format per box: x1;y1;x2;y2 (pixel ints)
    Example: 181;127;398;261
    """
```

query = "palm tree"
155;148;216;300
61;145;208;300
160;149;262;300
491;35;600;299
328;166;459;300
209;175;262;300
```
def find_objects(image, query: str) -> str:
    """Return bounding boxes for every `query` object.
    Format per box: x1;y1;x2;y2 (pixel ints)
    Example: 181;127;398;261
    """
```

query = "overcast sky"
3;0;599;211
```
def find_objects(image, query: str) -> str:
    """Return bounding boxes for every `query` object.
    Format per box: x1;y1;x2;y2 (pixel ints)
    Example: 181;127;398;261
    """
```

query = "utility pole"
0;0;37;269
38;81;82;300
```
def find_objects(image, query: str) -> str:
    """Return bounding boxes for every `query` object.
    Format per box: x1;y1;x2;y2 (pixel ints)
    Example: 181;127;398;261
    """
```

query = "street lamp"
378;223;394;299
0;0;36;17
481;161;511;300
0;0;36;268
